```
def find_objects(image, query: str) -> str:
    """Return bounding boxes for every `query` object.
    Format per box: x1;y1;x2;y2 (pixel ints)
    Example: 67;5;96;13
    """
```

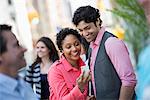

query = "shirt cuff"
71;85;84;97
122;80;137;87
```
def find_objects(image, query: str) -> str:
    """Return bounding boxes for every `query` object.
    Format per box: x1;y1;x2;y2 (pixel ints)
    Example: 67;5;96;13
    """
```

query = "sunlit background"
1;0;147;67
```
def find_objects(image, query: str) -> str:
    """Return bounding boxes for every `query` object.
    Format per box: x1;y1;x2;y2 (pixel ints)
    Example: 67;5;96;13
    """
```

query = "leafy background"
108;0;149;65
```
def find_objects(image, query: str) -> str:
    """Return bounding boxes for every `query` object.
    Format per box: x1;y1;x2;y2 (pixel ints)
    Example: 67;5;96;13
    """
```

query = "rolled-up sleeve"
105;37;137;87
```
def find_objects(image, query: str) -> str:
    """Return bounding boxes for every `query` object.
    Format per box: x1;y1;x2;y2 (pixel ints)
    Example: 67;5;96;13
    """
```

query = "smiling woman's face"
62;34;81;64
36;41;50;59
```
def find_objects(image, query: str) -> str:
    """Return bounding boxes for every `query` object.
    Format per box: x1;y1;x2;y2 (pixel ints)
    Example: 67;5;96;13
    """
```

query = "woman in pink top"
48;28;91;100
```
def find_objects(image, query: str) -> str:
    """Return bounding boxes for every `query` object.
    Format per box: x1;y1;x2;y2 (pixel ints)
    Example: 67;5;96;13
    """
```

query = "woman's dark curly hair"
72;5;102;27
56;28;82;52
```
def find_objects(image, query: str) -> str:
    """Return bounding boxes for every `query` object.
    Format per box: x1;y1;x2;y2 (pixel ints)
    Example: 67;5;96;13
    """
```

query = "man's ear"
96;18;100;26
0;56;2;64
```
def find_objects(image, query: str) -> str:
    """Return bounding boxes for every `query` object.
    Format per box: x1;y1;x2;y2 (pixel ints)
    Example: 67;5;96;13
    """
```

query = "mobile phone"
81;60;90;77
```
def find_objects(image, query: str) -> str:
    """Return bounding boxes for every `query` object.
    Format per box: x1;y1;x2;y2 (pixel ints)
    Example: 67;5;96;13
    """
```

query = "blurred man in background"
0;24;37;100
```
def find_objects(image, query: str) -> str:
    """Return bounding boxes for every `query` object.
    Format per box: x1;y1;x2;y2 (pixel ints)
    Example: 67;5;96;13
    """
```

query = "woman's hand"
76;71;91;93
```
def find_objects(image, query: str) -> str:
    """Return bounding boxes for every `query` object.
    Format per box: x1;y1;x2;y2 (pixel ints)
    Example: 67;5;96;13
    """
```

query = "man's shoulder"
104;31;116;38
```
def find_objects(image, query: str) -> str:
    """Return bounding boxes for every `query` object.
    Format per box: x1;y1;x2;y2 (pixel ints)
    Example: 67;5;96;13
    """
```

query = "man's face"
77;21;100;42
1;31;27;71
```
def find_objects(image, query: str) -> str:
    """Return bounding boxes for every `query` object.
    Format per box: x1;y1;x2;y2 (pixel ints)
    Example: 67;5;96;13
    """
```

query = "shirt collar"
60;54;85;72
0;73;18;92
90;27;105;47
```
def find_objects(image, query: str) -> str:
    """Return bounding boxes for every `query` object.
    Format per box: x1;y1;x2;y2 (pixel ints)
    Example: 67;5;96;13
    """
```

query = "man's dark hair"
72;5;102;27
0;24;12;54
56;28;81;52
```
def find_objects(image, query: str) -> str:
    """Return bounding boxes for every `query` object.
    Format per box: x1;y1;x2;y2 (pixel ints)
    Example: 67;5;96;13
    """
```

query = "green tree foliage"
108;0;149;64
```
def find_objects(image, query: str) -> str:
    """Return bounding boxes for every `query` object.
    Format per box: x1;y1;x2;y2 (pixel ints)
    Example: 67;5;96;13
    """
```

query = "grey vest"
91;31;121;99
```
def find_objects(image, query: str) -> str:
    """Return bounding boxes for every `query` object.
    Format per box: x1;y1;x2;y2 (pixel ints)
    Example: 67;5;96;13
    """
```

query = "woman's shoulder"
49;57;68;74
26;63;40;72
48;60;65;78
51;60;63;69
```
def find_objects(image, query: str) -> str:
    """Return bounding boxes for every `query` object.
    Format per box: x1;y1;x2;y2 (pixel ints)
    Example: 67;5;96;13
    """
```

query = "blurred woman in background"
26;37;59;100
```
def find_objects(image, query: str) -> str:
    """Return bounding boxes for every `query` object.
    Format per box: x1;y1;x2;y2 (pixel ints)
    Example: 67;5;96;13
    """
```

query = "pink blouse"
48;55;88;100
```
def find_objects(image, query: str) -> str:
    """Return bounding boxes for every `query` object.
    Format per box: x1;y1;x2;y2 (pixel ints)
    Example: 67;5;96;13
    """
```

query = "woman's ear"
49;49;51;53
61;50;64;54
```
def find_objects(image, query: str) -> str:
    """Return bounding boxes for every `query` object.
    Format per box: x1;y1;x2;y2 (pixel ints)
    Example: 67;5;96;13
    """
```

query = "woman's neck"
41;56;52;65
69;60;79;69
40;57;53;74
63;54;80;69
